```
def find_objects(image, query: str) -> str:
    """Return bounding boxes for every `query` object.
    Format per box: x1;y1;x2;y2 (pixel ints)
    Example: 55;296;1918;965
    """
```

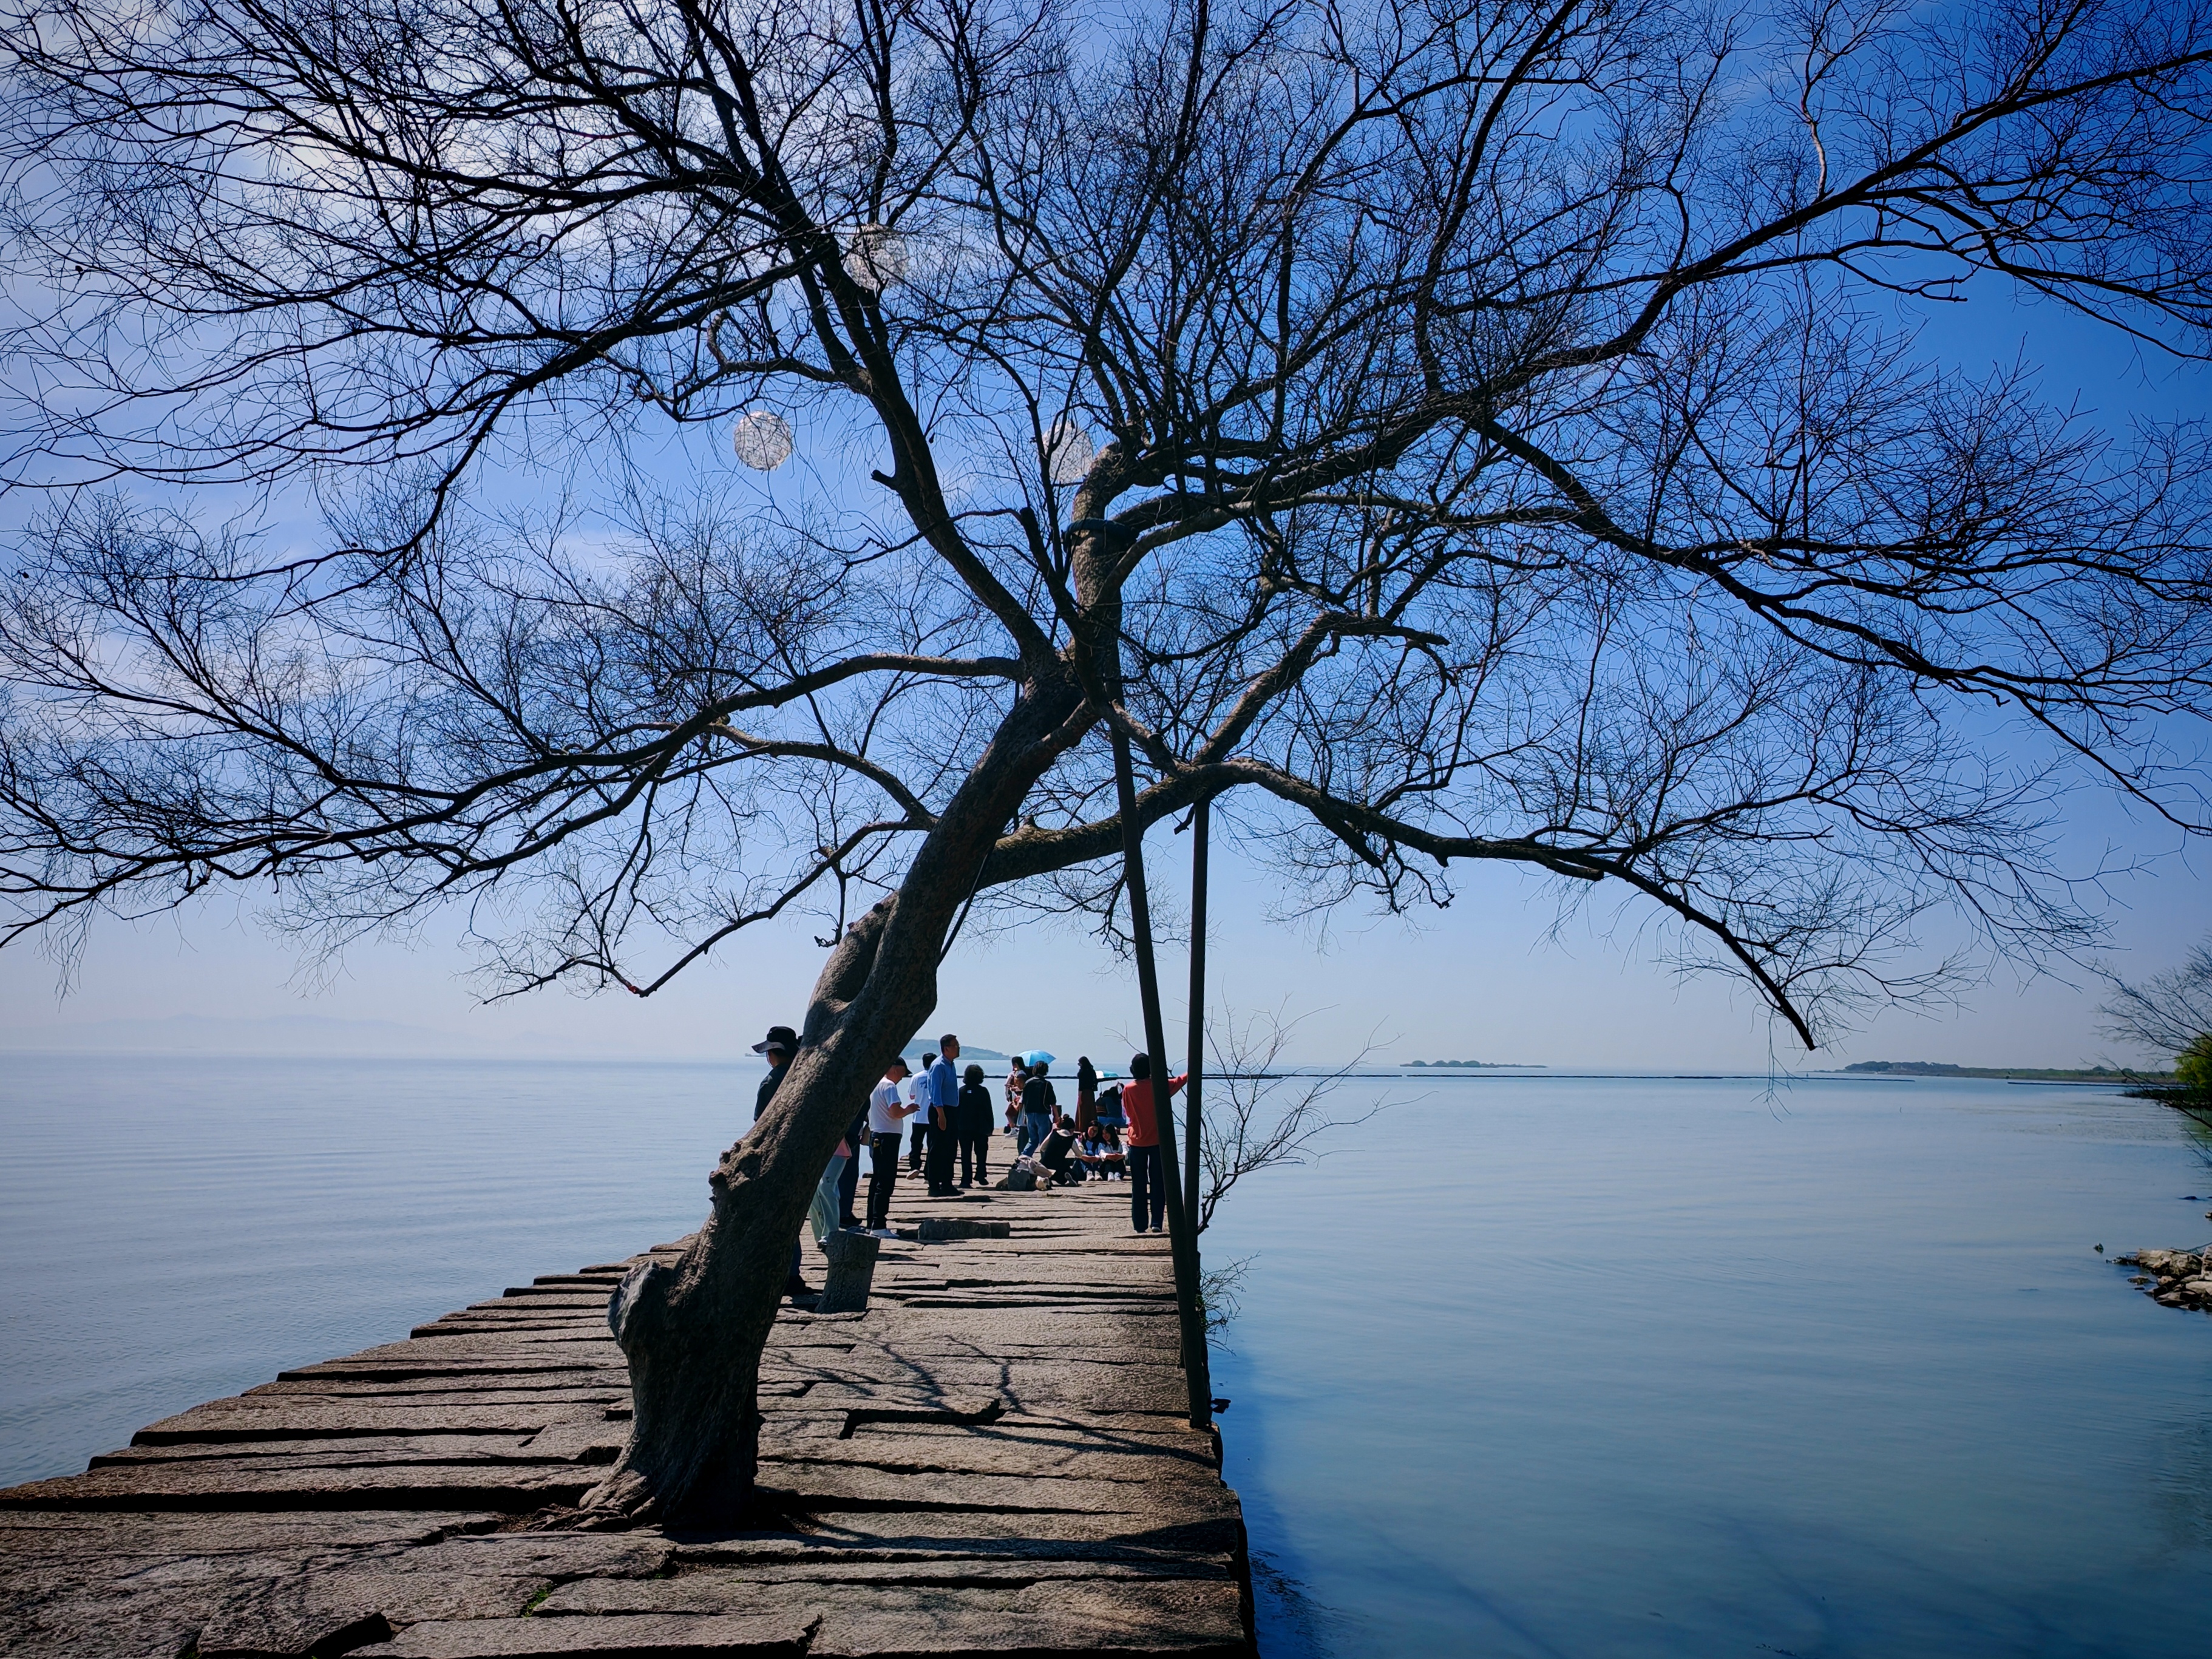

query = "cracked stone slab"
0;1510;494;1559
539;1558;1237;1613
91;1433;549;1468
521;1575;1250;1654
0;1461;594;1512
245;1379;629;1402
127;1402;599;1445
809;1581;1249;1658
351;1611;816;1657
784;1509;1247;1553
1;1182;1250;1657
193;1569;552;1657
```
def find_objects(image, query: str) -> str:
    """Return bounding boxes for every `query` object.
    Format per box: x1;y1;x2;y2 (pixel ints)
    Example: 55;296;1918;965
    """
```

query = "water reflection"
1208;1076;2212;1658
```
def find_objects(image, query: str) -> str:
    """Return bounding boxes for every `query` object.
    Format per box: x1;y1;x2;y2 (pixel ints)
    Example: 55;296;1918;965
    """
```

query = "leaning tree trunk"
574;679;1081;1525
578;911;907;1525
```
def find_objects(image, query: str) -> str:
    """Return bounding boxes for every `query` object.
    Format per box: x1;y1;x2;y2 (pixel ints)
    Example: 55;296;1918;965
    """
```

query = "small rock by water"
2114;1248;2212;1311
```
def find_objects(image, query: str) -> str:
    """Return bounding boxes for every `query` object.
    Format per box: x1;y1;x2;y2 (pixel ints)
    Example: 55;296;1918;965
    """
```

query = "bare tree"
1195;1005;1386;1234
2102;936;2212;1059
2100;937;2212;1127
5;0;2212;1522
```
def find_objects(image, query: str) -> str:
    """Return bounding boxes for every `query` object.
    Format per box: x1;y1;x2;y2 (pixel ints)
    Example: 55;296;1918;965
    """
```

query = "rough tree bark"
582;678;1084;1523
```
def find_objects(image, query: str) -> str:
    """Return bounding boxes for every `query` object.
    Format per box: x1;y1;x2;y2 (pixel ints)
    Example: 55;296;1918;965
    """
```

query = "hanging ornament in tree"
731;409;794;470
1045;419;1094;485
843;223;908;293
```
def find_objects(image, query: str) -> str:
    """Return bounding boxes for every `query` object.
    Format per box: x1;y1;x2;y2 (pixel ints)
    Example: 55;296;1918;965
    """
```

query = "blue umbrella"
1023;1049;1057;1068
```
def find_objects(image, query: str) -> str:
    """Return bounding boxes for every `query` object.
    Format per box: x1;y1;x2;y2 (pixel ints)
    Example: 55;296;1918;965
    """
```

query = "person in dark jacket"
1036;1114;1082;1184
750;1023;810;1298
1019;1061;1057;1155
955;1062;994;1187
1074;1055;1099;1135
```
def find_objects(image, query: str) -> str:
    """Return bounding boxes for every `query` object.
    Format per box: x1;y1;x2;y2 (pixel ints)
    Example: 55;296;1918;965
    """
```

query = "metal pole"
1111;727;1212;1431
1184;797;1208;1233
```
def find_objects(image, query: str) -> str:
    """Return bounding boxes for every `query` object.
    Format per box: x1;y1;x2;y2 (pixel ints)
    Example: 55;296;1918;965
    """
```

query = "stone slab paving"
0;1176;1252;1658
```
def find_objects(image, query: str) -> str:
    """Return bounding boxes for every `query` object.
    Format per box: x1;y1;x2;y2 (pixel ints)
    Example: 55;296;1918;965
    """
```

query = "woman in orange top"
1119;1052;1186;1234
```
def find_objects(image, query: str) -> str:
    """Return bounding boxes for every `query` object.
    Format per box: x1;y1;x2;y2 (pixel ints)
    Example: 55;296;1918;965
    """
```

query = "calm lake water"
2;1056;2208;1657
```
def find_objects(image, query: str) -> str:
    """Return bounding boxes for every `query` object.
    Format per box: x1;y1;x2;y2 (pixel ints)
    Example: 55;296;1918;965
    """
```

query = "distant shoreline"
0;1044;2173;1088
1842;1060;2175;1084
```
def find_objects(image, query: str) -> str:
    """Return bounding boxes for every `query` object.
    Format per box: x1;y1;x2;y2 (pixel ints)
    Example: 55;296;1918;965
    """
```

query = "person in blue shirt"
924;1034;962;1195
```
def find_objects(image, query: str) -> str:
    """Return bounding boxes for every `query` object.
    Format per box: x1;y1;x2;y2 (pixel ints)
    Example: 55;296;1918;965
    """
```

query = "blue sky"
4;211;2208;1072
2;784;2201;1070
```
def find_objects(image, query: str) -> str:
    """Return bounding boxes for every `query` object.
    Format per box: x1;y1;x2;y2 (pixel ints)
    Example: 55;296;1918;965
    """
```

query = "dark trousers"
957;1129;990;1186
838;1149;860;1223
866;1133;903;1230
1128;1144;1166;1232
924;1123;956;1191
908;1119;928;1170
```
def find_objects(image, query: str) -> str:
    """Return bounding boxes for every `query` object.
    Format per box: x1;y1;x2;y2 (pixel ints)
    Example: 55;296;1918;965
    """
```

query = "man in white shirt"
866;1057;920;1233
902;1061;928;1173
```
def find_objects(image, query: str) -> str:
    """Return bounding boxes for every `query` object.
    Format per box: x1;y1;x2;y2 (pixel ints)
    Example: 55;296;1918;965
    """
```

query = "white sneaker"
867;1227;898;1239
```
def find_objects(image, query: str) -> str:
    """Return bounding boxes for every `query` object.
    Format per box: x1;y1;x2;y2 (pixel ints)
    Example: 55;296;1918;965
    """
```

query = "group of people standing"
748;1025;1190;1300
953;1045;1189;1234
863;1034;998;1224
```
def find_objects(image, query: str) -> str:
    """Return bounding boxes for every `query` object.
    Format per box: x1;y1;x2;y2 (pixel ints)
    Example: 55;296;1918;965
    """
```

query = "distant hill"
897;1042;1018;1071
1404;1059;1544;1069
1841;1060;2174;1082
0;1019;1144;1076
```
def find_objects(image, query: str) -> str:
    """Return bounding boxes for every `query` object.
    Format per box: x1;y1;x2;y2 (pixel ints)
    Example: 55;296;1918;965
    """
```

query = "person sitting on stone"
1092;1081;1125;1148
1078;1124;1121;1179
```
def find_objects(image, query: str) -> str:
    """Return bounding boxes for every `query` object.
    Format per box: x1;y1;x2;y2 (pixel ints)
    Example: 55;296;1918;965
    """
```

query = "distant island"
1405;1059;1544;1069
1841;1060;2174;1082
